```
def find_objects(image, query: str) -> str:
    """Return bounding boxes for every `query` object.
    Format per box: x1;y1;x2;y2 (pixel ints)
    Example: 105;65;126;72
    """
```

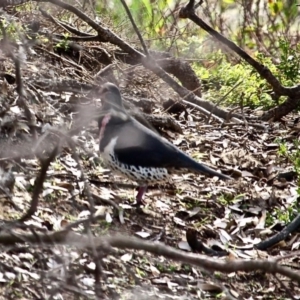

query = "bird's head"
99;82;125;112
98;82;128;129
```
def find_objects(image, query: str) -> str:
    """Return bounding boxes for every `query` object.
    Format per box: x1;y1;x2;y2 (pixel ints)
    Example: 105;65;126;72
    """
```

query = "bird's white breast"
100;136;118;161
99;136;170;184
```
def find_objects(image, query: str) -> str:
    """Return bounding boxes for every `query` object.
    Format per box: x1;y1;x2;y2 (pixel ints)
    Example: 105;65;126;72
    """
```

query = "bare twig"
119;0;149;56
18;145;60;222
207;80;243;123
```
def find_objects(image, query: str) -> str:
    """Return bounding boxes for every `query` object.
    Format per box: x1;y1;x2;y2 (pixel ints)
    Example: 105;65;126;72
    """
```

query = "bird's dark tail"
192;162;231;180
180;154;231;180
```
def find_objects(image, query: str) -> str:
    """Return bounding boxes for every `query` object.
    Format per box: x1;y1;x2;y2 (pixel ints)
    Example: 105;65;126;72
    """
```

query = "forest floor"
0;3;299;300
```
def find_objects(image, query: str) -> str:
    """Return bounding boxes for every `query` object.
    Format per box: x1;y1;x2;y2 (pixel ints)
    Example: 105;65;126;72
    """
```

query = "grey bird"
98;82;231;205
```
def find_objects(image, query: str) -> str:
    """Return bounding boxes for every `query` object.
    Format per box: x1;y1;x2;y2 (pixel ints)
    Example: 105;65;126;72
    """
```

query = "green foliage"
191;52;274;108
266;203;298;227
188;40;300;109
176;35;210;59
218;193;235;205
95;0;172;41
0;19;25;39
54;33;70;51
277;38;300;83
277;139;300;176
268;0;298;21
275;205;295;223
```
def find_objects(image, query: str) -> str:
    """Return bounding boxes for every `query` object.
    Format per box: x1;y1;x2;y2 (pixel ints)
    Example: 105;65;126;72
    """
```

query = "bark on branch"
0;230;299;284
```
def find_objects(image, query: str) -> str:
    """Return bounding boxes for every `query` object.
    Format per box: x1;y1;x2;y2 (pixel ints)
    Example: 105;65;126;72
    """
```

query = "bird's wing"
113;120;181;168
106;116;231;180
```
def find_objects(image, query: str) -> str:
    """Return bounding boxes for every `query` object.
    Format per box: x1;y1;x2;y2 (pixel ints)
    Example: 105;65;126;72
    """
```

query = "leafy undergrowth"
0;4;300;300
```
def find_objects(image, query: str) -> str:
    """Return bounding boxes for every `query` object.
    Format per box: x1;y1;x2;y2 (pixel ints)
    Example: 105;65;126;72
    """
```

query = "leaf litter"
0;6;299;300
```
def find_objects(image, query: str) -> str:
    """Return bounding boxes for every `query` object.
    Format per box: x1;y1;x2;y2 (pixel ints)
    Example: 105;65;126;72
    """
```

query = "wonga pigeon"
98;82;231;205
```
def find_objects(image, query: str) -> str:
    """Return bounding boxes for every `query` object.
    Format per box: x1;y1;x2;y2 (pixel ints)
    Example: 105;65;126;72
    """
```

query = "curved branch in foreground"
102;235;300;284
17;145;59;223
1;230;300;284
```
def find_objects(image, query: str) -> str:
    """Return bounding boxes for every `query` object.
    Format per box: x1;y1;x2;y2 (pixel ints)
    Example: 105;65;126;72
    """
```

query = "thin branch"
1;231;300;285
119;0;149;56
17;145;60;222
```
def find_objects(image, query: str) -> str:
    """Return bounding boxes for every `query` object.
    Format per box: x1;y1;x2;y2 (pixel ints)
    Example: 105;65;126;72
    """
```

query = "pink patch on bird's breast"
99;114;111;145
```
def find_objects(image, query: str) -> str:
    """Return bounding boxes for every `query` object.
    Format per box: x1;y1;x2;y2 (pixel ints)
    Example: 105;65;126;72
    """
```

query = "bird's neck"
98;110;131;152
99;113;111;144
